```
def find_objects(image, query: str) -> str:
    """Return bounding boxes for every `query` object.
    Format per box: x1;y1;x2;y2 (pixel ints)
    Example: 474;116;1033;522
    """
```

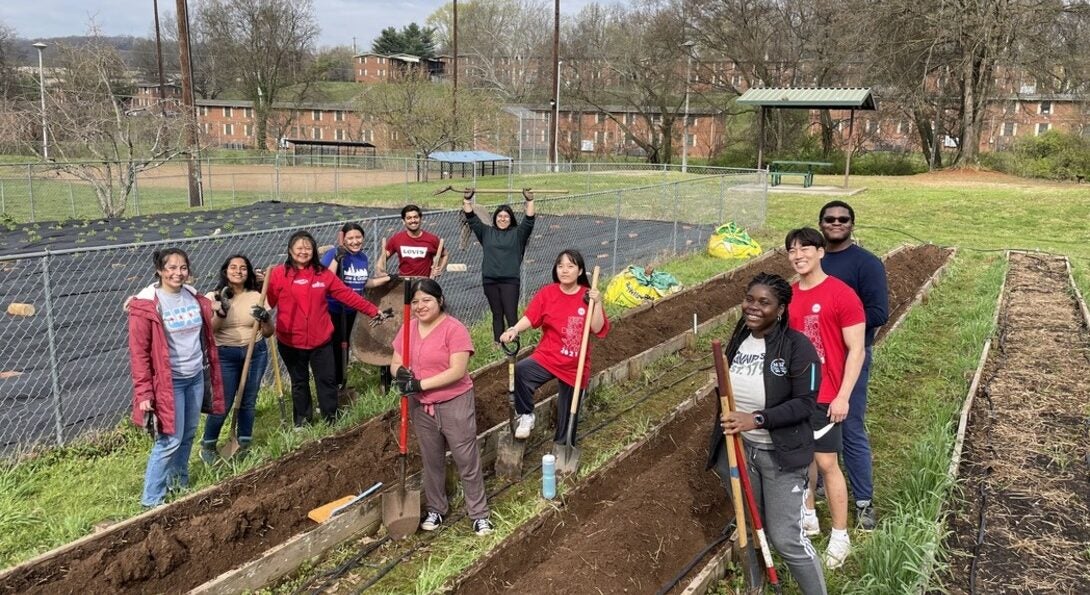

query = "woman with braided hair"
705;273;827;594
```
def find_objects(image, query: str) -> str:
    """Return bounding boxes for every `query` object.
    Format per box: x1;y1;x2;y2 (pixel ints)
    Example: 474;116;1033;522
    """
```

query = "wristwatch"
752;412;766;428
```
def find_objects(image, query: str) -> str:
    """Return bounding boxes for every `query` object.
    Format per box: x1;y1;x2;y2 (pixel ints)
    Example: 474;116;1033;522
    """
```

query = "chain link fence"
0;166;766;458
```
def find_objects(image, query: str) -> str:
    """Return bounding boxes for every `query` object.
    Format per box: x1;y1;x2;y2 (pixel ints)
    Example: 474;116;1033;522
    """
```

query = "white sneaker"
802;510;820;537
824;531;851;569
514;414;535;439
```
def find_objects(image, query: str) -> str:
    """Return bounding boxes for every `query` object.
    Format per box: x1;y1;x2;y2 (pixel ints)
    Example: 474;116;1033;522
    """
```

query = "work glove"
143;410;160;441
335;246;348;262
463;189;475;201
370;308;394;327
394;366;422;395
250;305;270;323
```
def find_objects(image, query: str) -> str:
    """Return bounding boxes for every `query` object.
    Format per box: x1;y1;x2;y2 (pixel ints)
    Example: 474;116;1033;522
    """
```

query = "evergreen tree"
371;23;436;58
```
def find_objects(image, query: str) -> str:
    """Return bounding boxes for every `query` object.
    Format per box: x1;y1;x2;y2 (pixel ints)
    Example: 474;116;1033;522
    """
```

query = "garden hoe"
554;266;600;475
220;268;272;460
382;279;421;540
711;340;766;593
494;337;524;480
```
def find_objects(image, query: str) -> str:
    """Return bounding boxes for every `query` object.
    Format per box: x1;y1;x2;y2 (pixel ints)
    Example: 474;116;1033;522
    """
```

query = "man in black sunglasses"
818;200;888;532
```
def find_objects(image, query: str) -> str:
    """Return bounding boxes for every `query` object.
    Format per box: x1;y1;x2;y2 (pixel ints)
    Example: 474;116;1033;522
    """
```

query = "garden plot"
943;252;1090;594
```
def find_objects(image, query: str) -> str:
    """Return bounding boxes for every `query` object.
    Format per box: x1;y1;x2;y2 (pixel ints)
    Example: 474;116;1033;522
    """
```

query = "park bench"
769;160;833;188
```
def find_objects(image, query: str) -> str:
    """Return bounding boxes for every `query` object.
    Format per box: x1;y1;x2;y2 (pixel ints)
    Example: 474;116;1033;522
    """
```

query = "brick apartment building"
353;52;446;84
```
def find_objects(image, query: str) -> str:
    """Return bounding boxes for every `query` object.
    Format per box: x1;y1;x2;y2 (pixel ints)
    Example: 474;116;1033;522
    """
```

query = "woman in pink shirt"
391;279;492;536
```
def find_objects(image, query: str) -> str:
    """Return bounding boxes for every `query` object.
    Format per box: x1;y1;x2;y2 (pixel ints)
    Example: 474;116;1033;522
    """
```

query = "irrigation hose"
654;521;736;595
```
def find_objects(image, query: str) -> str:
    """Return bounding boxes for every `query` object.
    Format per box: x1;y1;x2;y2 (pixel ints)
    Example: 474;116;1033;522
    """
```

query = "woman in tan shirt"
200;254;274;462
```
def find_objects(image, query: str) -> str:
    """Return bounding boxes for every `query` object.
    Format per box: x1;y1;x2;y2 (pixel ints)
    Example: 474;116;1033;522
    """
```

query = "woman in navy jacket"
706;273;827;594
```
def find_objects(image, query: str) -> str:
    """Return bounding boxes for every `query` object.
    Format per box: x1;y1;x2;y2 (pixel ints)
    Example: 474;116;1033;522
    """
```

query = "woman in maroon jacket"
266;231;391;426
128;248;226;508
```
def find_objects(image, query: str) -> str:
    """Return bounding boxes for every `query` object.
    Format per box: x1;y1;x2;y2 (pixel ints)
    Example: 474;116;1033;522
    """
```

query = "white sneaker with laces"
824;531;851;569
421;511;443;531
802;510;821;537
473;518;494;536
514;414;535;439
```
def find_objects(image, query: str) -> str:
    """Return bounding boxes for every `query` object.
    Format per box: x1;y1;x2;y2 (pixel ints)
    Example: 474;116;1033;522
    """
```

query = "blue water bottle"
542;454;556;500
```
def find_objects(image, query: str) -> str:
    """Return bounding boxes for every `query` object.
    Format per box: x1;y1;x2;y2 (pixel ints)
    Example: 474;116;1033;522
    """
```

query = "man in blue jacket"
818;200;888;531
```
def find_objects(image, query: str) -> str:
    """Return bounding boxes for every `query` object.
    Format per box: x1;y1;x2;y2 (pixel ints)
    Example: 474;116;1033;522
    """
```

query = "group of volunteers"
710;200;887;594
125;190;885;575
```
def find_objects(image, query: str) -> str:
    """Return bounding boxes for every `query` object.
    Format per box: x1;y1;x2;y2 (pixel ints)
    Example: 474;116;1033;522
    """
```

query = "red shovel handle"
399;279;413;456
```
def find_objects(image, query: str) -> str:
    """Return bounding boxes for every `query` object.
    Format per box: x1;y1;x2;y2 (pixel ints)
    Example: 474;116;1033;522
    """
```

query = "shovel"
308;482;383;523
494;337;524;480
382;279;421;540
268;336;288;427
220;266;272;460
554;266;600;475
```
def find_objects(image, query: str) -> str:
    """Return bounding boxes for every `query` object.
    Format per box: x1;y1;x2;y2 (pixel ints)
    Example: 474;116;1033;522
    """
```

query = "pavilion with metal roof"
426;150;513;181
736;87;876;187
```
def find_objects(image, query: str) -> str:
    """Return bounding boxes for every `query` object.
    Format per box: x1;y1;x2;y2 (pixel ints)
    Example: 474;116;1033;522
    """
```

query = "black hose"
654;521;735;595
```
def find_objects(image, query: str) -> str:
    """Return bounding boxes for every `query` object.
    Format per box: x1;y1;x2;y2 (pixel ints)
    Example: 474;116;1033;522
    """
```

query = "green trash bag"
604;266;682;308
707;222;762;259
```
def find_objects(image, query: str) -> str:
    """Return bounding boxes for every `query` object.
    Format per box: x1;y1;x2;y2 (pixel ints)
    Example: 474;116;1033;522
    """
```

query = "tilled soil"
0;253;795;594
943;253;1090;594
451;391;726;595
875;244;951;343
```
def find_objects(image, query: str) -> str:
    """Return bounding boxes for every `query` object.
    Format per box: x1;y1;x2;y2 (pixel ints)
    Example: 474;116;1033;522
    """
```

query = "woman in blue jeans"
128;248;225;507
201;254;274;462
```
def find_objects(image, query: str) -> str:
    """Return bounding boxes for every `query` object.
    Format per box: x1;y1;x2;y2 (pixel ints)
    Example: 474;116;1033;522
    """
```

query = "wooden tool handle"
569;266;600;415
711;340;749;548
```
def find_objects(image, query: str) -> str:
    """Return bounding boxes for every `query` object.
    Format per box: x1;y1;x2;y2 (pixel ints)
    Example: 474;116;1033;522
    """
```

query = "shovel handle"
711;340;749;549
568;266;600;416
399;279;412;456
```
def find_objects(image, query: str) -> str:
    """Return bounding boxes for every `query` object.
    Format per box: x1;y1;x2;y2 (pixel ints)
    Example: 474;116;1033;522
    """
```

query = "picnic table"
769;160;833;188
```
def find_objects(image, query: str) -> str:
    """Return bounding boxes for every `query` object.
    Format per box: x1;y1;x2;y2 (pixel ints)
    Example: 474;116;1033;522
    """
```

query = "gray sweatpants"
410;389;489;520
713;440;827;595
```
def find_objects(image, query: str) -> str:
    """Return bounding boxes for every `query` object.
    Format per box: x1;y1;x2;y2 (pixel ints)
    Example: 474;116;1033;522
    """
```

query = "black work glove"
463;189;475;201
143;410;160;441
215;289;232;317
250;305;271;323
394;366;422;394
582;291;591;305
370;308;394;327
385;273;400;285
335;246;348;261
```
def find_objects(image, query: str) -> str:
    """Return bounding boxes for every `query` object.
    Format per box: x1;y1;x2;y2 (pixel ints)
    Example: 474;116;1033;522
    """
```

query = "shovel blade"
553;442;580;475
495;429;526;480
218;437;240;460
382;489;421;540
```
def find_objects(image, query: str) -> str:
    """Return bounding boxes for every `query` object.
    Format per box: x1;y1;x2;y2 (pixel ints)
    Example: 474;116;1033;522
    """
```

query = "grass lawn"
2;169;1087;593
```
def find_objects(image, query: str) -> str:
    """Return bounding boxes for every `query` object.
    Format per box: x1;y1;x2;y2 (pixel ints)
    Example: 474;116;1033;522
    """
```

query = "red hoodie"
128;284;226;435
267;263;380;349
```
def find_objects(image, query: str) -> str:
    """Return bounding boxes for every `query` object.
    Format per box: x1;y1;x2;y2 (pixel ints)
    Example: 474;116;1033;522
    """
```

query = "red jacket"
267;263;380;349
128;284;226;435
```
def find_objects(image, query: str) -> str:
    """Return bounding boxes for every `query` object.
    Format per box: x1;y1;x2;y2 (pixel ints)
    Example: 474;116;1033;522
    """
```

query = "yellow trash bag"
707;222;762;259
604;266;681;308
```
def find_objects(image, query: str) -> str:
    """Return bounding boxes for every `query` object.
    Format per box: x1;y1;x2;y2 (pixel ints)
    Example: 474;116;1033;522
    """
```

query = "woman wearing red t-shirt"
499;249;610;443
391;279;492;536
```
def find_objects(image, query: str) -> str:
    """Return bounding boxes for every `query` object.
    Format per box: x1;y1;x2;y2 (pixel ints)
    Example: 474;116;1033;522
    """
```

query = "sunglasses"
822;216;852;224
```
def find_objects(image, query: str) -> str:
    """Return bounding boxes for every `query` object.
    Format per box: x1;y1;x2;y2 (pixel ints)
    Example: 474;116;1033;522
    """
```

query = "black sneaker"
473;518;494;536
421;511;443;531
856;503;877;531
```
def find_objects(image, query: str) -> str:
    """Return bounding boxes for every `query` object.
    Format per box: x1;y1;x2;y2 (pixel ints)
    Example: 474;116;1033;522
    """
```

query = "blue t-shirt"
822;243;889;346
320;249;370;314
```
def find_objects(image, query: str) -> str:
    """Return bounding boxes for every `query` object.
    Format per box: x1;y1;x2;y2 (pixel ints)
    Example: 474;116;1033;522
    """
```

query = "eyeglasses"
822;216;852;224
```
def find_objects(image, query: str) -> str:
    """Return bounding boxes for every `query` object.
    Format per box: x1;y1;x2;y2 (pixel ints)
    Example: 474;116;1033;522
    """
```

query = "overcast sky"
2;0;592;51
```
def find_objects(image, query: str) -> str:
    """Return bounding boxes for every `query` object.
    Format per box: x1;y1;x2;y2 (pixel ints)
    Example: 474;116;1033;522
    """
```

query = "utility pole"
452;0;459;149
32;42;48;160
153;0;167;113
681;40;695;173
175;0;203;207
549;0;559;171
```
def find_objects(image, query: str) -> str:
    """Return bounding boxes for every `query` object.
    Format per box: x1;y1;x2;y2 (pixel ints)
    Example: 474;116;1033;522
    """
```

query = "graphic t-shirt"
392;315;475;405
524;283;611;388
385;230;441;277
730;335;771;444
156;288;203;377
321;249;370;313
788;276;865;404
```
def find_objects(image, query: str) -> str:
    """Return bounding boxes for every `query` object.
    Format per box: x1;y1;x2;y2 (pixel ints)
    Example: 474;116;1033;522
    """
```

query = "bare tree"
196;0;318;149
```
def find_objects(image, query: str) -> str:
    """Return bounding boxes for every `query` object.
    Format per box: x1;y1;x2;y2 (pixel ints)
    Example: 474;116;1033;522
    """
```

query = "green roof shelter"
736;87;876;188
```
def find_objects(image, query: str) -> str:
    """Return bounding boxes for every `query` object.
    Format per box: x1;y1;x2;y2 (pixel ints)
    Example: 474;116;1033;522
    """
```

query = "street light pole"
553;61;562;171
32;42;48;160
681;40;695;174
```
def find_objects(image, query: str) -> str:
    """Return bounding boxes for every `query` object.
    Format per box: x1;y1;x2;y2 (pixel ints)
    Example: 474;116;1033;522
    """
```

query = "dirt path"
944;252;1090;594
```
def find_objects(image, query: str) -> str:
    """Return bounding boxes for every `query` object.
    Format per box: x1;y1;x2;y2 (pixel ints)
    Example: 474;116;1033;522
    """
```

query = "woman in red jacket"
128;248;225;508
266;231;391;426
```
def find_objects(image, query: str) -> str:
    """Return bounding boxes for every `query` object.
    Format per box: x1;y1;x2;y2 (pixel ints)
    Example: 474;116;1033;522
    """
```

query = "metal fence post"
205;159;212;205
672;183;679;255
586;161;591;194
718;175;725;224
1;178;6;214
275;152;281;201
132;172;141;216
612;190;621;277
372;219;380;256
27;164;35;223
334;165;340;198
68;182;75;218
231;174;237;207
41;254;66;446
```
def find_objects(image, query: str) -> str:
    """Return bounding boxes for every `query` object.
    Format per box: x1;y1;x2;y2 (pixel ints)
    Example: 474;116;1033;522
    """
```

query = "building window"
245;124;253;137
312;127;322;140
1039;101;1052;115
597;112;606;124
223;123;233;136
245;108;253;119
1037;122;1050;135
334;110;345;122
203;123;211;134
223;107;232;118
866;120;879;134
200;106;208;116
335;129;346;140
363;68;368;76
312;110;322;121
362;130;373;142
686;133;696;147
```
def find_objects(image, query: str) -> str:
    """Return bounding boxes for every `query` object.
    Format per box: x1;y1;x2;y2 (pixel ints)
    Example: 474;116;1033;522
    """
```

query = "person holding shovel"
267;231;392;427
198;254;274;464
708;272;827;595
377;205;448;279
784;227;866;570
499;249;610;443
321;222;394;399
390;279;493;536
461;189;536;344
128;248;225;508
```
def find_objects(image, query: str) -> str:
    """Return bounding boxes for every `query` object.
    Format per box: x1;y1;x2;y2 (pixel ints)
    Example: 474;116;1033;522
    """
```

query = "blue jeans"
203;341;269;443
842;345;874;502
141;371;202;506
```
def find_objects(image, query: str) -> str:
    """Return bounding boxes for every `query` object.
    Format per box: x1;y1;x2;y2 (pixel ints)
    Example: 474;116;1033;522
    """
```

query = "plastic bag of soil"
604;265;682;308
707;222;762;259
